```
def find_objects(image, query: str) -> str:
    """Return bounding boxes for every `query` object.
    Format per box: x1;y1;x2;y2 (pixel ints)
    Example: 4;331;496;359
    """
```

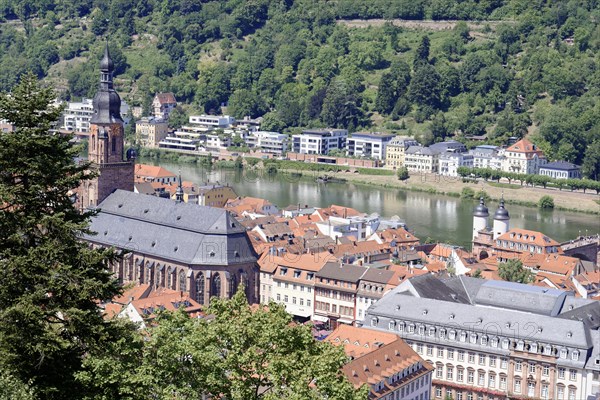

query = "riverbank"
272;167;600;214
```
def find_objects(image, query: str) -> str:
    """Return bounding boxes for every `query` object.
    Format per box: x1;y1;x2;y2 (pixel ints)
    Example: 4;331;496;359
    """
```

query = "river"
149;159;599;248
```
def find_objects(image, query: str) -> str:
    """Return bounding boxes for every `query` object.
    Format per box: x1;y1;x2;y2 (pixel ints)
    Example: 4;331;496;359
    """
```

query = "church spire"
91;40;123;124
175;171;184;203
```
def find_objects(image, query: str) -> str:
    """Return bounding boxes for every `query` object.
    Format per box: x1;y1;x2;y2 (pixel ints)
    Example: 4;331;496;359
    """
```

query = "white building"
291;129;348;155
61;98;130;133
189;115;235;128
346;132;395;160
503;138;547;175
404;146;439;173
259;252;333;320
470;145;504;170
385;136;420;169
365;275;600;400
539;161;582;180
315;214;380;242
246;131;288;154
439;152;474;176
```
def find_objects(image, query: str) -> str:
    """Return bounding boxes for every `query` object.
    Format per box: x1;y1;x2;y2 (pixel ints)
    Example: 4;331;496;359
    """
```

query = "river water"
150;159;599;248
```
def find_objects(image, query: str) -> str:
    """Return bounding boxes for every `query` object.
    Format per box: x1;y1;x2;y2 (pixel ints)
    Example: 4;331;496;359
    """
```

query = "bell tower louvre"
78;42;134;209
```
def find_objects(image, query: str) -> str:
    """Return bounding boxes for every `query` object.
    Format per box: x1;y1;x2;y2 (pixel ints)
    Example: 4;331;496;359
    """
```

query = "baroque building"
78;43;134;209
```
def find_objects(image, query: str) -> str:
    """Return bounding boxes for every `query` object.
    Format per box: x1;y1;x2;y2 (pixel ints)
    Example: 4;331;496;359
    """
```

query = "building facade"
292;129;348;155
246;131;288;154
364;275;600;400
136;117;168;148
539;161;582;180
503;138;546;175
152;92;177;120
385;136;420;169
77;43;134;209
347;132;395;160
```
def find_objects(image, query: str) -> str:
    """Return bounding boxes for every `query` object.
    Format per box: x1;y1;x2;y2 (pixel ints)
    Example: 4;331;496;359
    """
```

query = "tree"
375;72;396;115
538;195;555;209
0;74;124;398
408;63;442;112
397;166;409;180
498;259;534;284
414;35;430;68
80;290;368;400
228;88;265;119
582;140;600;180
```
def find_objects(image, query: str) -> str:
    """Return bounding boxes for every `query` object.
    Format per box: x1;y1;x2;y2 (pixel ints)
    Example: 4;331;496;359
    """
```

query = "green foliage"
396;166;409;180
460;187;475;198
0;74;124;399
1;0;599;167
0;370;36;400
538;195;555;209
498;259;534;284
80;290;368;400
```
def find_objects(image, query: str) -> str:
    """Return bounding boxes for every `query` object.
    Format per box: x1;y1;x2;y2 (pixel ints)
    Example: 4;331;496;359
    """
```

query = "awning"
338;318;354;325
312;315;329;323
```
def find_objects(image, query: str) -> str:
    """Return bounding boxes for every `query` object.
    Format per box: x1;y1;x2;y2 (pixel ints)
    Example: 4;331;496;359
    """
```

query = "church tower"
79;42;134;208
492;196;510;240
472;197;489;241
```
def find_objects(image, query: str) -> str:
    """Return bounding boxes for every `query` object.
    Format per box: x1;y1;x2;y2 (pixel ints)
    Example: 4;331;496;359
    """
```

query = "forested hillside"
0;0;599;178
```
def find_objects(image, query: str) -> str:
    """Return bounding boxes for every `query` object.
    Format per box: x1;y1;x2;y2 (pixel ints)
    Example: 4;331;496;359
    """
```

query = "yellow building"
136;117;168;148
198;184;238;208
385;136;419;169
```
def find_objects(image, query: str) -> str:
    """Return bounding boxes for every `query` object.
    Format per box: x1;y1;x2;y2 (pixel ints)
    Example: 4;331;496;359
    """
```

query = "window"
543;365;549;376
300;298;304;306
458;351;465;362
427;345;433;356
479;354;486;365
293;270;301;278
560;349;568;359
457;393;463;400
514;378;521;393
447;366;453;380
500;376;507;390
292;297;297;304
211;273;221;298
389;321;396;330
307;299;311;307
502;339;509;349
529;363;536;374
468;353;475;363
528;382;535;397
568;388;576;400
515;360;522;372
417;343;423;354
284;295;288;302
436;365;443;379
276;293;281;301
489;356;496;367
481;335;488;346
435;388;442;398
448;349;454;360
437;347;444;357
478;372;485;386
457;368;464;382
489;373;496;388
572;351;579;361
195;272;205;305
557;386;564;400
491;337;498;347
541;384;549;399
570;369;576;381
467;370;474;384
559;368;565;379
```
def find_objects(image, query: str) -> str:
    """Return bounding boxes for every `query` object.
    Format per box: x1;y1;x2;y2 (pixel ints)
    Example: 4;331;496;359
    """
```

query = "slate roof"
85;190;257;266
316;262;367;282
369;291;591;348
540;161;581;171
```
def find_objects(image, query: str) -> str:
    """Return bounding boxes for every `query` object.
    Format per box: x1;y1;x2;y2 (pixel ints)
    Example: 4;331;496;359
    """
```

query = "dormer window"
516;340;524;351
560;349;568;359
280;267;287;276
530;343;538;353
428;327;435;336
491;337;498;348
470;333;477;344
371;317;379;327
481;335;488;346
502;339;510;349
389;321;395;330
449;330;456;340
572;350;579;361
293;270;301;278
460;332;467;342
306;273;314;280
